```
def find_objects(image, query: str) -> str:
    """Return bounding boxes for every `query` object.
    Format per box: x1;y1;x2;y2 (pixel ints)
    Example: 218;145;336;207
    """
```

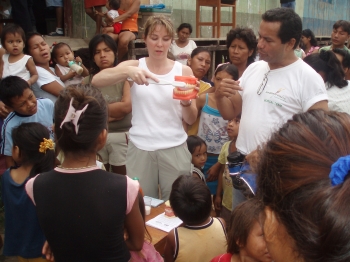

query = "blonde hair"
143;15;175;40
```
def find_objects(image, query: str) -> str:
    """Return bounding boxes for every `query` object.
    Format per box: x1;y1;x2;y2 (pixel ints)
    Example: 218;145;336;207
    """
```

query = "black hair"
51;42;72;62
108;0;121;10
74;48;91;69
0;76;31;107
262;7;302;49
226;27;257;66
137;192;152;242
333;48;350;69
169;175;212;225
215;63;239;81
24;32;43;55
54;85;108;154
190;46;211;58
177;23;193;34
227;198;264;254
88;34;118;75
12;122;55;178
301;29;318;47
304;50;347;88
333;20;350;35
0;24;26;48
187;135;206;154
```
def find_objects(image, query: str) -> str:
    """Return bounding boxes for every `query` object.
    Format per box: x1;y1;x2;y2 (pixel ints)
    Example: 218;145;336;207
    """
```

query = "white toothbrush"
127;77;191;89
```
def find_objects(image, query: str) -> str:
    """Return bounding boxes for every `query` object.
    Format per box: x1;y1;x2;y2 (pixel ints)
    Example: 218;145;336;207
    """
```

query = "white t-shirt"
327;80;350;114
169;40;197;65
236;59;328;155
2;54;31;81
107;9;121;23
129;58;187;151
32;66;64;103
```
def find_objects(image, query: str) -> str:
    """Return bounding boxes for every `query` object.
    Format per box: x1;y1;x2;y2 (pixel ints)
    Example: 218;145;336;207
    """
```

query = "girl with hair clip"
25;85;144;262
257;109;350;262
211;198;272;262
91;15;197;201
304;50;350;114
2;122;55;262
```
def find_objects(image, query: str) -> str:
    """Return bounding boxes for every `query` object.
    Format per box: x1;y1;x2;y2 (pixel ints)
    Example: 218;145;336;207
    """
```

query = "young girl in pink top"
26;85;144;262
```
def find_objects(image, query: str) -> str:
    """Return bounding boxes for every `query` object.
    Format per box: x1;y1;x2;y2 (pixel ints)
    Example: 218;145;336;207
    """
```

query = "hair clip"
60;97;88;134
329;155;350;186
39;138;55;154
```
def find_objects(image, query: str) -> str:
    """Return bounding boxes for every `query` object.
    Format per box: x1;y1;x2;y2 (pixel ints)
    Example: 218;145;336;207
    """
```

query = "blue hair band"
329;155;350;186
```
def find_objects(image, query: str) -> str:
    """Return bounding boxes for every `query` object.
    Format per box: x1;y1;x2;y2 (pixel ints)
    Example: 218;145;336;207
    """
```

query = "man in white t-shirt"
215;7;328;156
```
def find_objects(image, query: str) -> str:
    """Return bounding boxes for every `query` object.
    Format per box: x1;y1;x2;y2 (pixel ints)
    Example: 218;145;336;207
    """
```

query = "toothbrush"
127;77;192;89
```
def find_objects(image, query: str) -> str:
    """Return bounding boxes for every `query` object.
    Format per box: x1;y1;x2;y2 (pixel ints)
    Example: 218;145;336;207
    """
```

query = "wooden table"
145;203;168;255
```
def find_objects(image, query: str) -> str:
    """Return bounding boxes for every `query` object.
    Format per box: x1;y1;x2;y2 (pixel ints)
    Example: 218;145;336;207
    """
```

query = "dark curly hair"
226;27;257;66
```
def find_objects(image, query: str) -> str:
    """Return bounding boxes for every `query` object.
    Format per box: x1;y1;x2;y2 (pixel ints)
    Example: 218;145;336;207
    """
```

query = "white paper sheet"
146;212;183;232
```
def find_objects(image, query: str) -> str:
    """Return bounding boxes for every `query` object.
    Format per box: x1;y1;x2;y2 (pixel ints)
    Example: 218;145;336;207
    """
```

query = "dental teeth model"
173;76;198;100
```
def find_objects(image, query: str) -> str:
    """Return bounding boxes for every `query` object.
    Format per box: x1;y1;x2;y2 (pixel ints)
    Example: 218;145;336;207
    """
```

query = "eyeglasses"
257;70;270;95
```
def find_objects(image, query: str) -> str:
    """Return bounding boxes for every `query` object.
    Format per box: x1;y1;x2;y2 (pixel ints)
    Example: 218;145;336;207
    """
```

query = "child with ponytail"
26;85;144;262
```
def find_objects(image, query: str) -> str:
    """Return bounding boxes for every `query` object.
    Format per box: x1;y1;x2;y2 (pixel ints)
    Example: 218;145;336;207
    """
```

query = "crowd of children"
0;6;350;262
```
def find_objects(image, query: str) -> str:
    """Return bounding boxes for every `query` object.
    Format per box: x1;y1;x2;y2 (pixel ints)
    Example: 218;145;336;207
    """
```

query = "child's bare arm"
75;56;89;77
124;193;144;251
94;10;106;17
26;58;38;86
214;164;225;210
164;229;176;262
55;65;76;82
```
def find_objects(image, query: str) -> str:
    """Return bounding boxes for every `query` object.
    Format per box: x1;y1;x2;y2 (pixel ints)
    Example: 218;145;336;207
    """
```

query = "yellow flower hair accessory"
39;138;55;153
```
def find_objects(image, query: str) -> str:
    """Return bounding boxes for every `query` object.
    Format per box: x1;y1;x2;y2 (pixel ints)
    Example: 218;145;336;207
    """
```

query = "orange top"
118;9;138;32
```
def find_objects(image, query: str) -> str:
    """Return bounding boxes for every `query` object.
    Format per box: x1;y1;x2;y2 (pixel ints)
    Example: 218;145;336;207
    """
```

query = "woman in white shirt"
304;50;350;114
169;23;197;65
25;32;64;103
92;16;197;201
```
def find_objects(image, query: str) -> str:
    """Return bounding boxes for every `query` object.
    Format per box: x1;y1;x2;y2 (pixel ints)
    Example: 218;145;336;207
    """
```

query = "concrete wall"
70;0;350;39
148;0;282;37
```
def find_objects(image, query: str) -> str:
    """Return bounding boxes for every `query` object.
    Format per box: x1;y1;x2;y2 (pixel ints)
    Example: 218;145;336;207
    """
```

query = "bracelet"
180;100;192;107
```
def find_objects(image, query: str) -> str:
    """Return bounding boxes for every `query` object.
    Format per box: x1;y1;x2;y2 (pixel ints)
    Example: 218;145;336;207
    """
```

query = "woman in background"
301;28;319;56
170;23;197;65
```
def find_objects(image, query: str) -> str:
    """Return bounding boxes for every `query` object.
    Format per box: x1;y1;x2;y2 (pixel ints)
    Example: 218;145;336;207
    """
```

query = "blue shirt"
2;168;46;258
0;98;54;156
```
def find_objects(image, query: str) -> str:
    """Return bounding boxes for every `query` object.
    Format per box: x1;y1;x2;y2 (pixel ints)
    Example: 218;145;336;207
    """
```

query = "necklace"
58;165;97;170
